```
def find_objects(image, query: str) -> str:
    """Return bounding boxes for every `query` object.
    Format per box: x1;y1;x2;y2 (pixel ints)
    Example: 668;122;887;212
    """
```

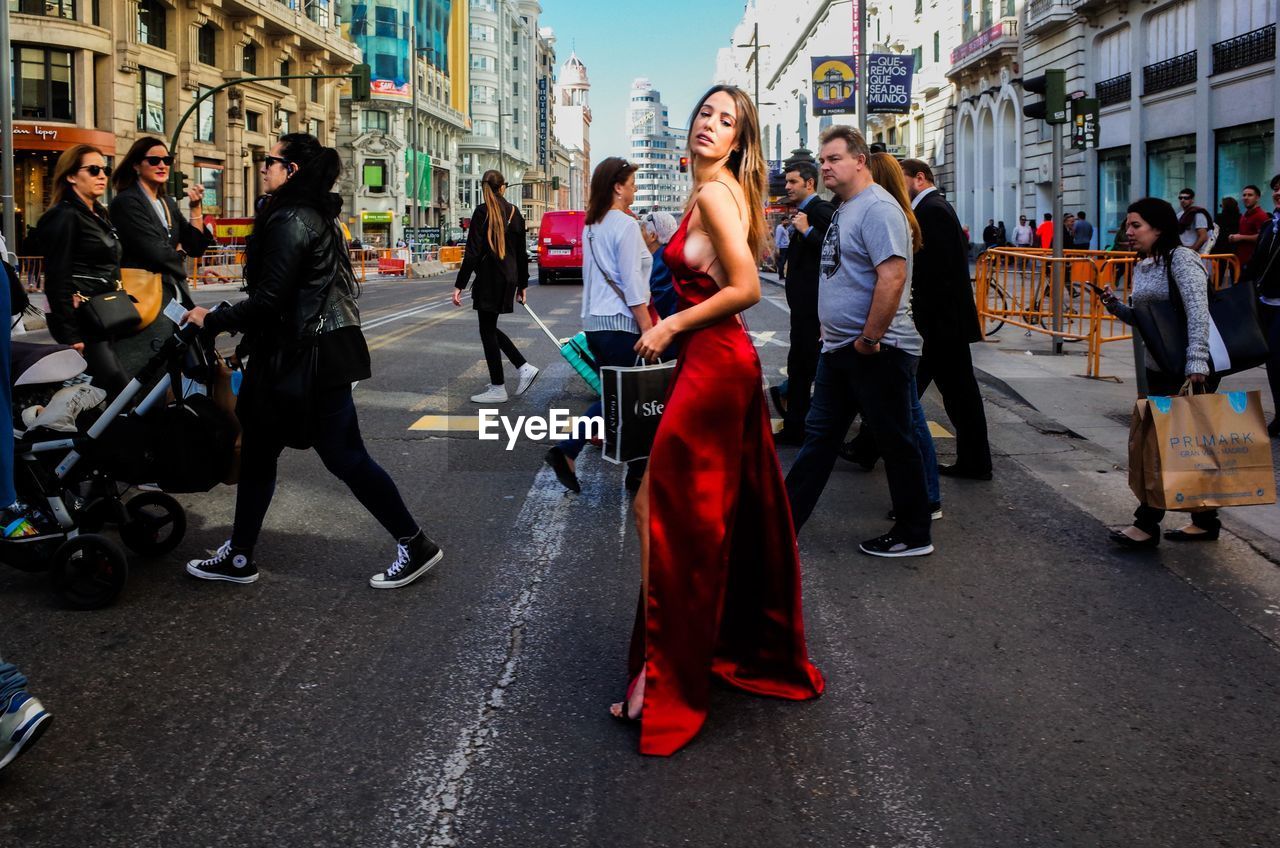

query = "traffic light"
1023;69;1067;124
551;176;560;190
678;156;689;173
168;170;189;198
352;63;371;102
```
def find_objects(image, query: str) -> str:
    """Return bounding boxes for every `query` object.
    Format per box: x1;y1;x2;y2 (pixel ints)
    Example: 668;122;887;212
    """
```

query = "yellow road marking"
408;414;482;432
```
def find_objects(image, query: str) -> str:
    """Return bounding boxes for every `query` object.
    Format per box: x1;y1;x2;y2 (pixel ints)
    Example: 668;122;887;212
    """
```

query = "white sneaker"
469;384;509;403
514;363;539;396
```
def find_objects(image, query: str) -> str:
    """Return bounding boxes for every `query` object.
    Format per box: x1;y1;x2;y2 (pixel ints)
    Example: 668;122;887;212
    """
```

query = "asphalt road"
2;271;1279;847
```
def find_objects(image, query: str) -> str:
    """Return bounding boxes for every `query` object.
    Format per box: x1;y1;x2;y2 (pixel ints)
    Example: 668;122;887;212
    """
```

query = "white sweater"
581;209;652;333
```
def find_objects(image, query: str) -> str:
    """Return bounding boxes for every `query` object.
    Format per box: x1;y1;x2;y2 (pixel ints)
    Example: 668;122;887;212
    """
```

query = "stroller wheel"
120;492;187;557
51;535;129;610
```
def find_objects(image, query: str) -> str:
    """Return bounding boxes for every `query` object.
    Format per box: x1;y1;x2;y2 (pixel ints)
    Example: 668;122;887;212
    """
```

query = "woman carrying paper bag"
1098;197;1222;547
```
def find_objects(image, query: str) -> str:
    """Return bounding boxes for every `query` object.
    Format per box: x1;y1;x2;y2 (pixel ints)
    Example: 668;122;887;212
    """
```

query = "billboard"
811;56;856;116
866;54;914;114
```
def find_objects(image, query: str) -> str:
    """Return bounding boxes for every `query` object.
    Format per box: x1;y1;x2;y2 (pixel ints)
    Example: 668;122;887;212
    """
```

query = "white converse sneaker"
469;384;509;403
514;363;539;396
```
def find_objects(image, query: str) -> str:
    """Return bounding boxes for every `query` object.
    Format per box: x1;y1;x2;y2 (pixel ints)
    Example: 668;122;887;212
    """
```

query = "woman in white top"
544;158;654;493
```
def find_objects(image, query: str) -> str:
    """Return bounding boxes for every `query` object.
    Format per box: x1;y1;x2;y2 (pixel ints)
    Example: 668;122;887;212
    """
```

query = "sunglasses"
78;165;112;177
142;155;174;167
1178;195;1192;200
263;155;291;169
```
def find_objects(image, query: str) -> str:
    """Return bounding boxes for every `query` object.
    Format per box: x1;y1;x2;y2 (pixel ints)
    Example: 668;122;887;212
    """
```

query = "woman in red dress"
614;86;825;756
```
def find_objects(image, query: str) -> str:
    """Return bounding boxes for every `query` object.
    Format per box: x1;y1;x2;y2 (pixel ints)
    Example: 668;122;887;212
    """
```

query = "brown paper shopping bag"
1130;390;1276;511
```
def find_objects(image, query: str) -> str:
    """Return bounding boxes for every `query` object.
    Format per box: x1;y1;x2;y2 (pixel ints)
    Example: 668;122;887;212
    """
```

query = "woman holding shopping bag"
1099;197;1220;547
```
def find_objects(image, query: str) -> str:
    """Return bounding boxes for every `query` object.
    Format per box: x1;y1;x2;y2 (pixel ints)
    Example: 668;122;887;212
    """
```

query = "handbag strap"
585;226;631;305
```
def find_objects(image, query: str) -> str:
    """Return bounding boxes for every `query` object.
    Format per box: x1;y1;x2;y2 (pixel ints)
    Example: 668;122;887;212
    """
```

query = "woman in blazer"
109;137;214;375
452;169;537;403
38;144;129;394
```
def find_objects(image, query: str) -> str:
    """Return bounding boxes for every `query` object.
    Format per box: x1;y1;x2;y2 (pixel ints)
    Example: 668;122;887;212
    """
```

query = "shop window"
1216;121;1275;205
364;159;386;193
195;85;214;142
1147;135;1196;207
242;43;257;74
246;110;261;132
13;46;73;121
1097;147;1132;248
137;0;166;49
363;109;389;132
9;0;75;19
197;24;216;65
138;67;165;132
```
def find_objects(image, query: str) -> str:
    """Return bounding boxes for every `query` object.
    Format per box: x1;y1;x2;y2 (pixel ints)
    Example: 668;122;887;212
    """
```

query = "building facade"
553;52;591;210
455;0;540;227
336;0;469;246
7;0;360;253
627;78;689;214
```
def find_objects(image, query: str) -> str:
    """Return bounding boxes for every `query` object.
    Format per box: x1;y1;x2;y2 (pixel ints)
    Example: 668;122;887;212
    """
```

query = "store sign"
950;20;1015;65
867;54;913;114
811;56;857;116
537;76;549;169
1071;98;1100;150
371;79;411;103
11;123;115;154
362;211;394;223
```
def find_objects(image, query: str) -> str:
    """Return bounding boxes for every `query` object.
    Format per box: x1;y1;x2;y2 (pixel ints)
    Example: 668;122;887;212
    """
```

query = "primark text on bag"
601;360;676;465
1128;389;1276;511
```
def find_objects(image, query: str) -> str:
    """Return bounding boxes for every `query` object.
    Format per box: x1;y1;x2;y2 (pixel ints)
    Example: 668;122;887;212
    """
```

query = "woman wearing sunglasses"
108;137;215;375
36;144;131;393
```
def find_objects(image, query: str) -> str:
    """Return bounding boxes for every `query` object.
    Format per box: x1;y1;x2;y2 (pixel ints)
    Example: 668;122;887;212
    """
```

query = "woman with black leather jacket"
182;133;442;590
37;143;130;394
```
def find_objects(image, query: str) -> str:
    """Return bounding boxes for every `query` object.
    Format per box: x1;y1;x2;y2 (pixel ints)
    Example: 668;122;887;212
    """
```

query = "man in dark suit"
842;159;992;479
773;160;835;445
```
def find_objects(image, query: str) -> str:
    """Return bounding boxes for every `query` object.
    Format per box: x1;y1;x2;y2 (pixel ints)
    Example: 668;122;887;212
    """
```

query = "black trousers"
1132;369;1221;533
1262;303;1280;422
784;309;821;435
477;309;526;385
847;337;992;473
786;344;931;544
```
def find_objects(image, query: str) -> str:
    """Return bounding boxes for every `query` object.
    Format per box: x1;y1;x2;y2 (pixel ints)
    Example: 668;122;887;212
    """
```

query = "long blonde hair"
686;85;766;260
868;151;923;253
481;169;507;260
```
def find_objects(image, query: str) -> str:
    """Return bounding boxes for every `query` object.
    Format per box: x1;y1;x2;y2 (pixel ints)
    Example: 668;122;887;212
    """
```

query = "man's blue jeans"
557;330;641;460
0;657;28;702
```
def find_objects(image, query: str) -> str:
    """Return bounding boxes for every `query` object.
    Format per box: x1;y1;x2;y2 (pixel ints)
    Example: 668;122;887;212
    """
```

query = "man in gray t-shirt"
785;126;934;559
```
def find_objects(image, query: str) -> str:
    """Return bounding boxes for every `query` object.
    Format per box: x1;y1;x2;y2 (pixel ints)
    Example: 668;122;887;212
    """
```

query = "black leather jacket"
38;197;123;345
204;197;368;385
110;182;213;308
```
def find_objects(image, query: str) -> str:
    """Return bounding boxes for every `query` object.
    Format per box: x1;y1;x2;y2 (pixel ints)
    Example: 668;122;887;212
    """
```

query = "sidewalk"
971;327;1280;555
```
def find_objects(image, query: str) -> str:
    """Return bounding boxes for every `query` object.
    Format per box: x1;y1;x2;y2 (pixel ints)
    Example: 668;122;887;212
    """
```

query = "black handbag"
1132;248;1269;378
73;275;141;339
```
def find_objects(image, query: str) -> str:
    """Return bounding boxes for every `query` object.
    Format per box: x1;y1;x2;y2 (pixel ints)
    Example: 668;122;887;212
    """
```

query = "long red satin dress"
627;213;825;756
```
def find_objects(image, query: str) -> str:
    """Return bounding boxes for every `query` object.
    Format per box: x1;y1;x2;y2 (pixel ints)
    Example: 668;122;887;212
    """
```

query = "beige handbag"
120;268;163;328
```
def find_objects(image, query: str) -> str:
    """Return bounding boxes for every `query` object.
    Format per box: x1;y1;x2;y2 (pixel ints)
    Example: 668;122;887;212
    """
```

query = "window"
362;109;388;132
310;77;319;102
137;67;165;133
374;6;397;37
1216;120;1275;204
933;32;940;64
197;24;216;65
470;0;494;10
137;0;166;48
1097;147;1131;248
470;23;495;42
9;0;74;19
473;119;496;137
246;110;261;132
308;118;321;137
364;159;386;192
277;109;292;133
242;43;257;74
195;85;214;142
306;0;330;28
471;54;495;72
12;46;73;120
915;0;922;13
1147;134;1196;207
280;60;291;78
912;46;923;71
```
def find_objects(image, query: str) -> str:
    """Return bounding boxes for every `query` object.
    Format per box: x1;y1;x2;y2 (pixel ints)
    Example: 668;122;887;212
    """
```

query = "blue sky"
539;0;747;163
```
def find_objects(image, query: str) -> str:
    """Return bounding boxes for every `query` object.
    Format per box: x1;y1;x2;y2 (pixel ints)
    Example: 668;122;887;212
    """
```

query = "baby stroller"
4;316;236;609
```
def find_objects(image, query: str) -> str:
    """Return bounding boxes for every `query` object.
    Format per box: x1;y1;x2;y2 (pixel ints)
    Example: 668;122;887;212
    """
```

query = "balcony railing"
1212;24;1276;75
1142;50;1196;95
1027;0;1073;31
1095;72;1130;106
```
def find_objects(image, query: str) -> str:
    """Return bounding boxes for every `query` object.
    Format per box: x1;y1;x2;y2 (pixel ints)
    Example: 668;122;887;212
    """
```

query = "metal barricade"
187;250;246;287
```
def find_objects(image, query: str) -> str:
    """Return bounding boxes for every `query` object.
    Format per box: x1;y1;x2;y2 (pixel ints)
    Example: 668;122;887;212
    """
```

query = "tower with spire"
553;52;592;208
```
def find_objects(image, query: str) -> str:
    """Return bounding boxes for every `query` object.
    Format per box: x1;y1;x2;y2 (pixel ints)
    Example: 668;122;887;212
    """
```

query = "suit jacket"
784;195;836;317
911;190;981;345
109;183;213;308
1243;212;1280;300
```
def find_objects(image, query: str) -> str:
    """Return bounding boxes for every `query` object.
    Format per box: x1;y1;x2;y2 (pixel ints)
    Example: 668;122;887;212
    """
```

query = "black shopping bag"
601;360;676;464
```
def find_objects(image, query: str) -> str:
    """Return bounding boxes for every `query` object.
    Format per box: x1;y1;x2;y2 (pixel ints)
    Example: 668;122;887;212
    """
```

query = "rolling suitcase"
522;301;601;394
